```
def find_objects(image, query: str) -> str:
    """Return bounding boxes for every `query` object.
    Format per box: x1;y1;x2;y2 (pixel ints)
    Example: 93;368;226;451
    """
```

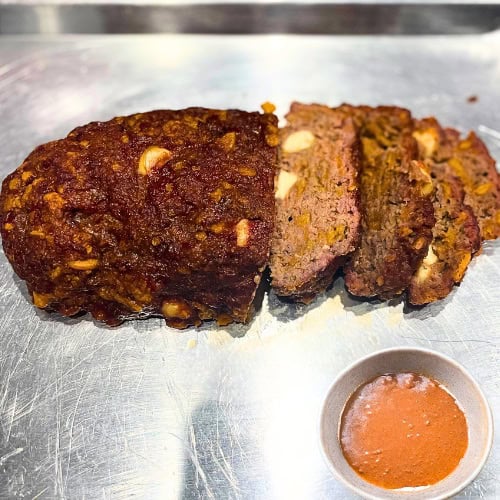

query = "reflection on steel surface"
0;32;499;499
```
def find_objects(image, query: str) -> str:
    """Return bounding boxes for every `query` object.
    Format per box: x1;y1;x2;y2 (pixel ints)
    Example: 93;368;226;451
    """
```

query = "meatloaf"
409;118;481;304
444;129;500;240
270;103;361;302
342;106;435;299
0;108;279;328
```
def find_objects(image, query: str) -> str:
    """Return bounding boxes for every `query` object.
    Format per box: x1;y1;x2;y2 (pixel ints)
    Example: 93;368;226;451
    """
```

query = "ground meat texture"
269;103;361;302
409;118;481;305
0;108;279;328
342;106;435;299
443;128;500;240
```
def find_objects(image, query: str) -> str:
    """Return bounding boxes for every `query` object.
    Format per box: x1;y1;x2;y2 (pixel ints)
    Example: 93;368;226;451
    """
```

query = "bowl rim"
318;346;494;500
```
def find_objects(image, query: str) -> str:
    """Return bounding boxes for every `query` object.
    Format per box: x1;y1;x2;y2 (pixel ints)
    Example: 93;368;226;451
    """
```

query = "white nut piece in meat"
413;130;437;158
275;170;298;200
161;299;191;319
33;291;53;308
282;130;315;153
68;259;99;270
419;165;432;183
138;146;172;175
415;245;438;282
416;163;434;196
423;245;438;266
235;219;250;247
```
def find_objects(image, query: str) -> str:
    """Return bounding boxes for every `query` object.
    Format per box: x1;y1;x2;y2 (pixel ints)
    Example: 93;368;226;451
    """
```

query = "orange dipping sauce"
340;373;468;489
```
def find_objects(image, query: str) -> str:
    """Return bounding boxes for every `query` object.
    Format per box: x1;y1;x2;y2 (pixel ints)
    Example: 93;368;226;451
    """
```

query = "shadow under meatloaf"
409;118;481;305
342;105;435;300
0;108;279;328
270;103;361;302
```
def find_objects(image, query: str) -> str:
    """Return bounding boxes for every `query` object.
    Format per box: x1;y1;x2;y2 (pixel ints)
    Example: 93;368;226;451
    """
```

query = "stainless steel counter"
0;24;499;499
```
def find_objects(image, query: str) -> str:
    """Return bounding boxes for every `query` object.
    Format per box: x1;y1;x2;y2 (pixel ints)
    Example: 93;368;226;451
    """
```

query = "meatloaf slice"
342;106;435;299
270;103;361;302
444;129;500;240
0;108;279;328
409;118;481;304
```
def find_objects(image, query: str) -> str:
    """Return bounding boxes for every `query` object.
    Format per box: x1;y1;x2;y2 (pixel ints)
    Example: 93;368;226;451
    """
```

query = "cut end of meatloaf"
342;105;436;300
409;118;481;305
0;108;279;328
444;129;500;241
270;102;361;302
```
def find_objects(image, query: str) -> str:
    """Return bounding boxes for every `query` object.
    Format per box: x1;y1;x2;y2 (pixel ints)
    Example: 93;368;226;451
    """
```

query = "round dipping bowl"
319;347;493;500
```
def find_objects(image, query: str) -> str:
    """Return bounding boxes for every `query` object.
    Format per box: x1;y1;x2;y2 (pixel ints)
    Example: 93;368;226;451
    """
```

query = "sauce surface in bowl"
340;372;468;489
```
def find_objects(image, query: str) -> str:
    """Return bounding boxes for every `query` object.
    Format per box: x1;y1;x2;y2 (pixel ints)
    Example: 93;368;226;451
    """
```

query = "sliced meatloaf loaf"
444;128;500;240
270;102;361;302
409;118;481;304
0;108;279;328
342;106;435;299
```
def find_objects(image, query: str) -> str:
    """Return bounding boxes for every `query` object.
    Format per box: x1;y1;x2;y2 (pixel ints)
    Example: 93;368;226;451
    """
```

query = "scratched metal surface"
0;32;499;499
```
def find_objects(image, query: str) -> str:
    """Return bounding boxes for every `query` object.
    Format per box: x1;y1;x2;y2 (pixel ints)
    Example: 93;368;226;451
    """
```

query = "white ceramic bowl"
319;347;493;500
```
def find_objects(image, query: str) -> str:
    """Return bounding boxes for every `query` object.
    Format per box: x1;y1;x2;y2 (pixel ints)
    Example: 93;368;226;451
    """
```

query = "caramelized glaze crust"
0;108;279;328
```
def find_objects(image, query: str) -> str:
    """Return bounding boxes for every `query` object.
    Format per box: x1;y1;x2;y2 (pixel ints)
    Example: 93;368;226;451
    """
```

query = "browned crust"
270;102;361;302
342;105;436;299
0;108;279;328
408;118;482;304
